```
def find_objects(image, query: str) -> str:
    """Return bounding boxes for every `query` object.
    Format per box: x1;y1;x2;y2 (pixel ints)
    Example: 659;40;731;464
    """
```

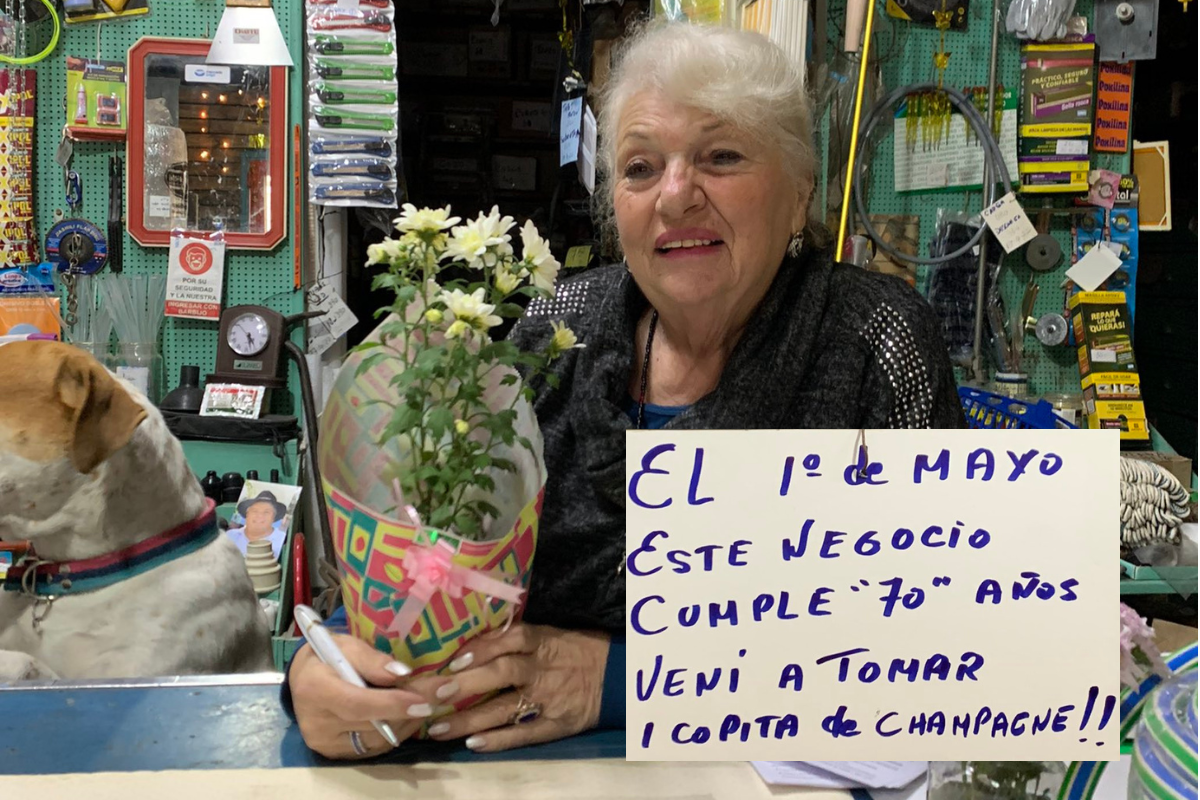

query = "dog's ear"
55;353;148;474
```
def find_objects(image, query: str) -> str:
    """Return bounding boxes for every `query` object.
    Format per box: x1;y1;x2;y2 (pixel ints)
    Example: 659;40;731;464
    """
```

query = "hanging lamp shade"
207;0;293;67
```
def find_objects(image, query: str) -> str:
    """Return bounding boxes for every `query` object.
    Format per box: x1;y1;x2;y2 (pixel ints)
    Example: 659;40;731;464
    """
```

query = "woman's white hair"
596;21;817;236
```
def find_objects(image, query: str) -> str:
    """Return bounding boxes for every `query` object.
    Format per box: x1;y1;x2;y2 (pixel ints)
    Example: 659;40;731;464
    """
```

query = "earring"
787;230;805;258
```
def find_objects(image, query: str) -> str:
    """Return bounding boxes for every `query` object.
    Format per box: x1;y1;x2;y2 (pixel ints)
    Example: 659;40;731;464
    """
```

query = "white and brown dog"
0;341;273;680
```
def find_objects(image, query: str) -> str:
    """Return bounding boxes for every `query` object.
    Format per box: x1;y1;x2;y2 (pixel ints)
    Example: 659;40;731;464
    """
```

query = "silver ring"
349;730;368;756
509;694;543;726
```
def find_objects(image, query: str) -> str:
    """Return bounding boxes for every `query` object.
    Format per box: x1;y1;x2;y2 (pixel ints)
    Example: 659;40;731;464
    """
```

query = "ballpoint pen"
293;604;402;748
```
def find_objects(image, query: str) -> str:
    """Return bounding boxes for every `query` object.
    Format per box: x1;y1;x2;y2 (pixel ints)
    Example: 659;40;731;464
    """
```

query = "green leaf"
354;352;391;378
426;406;454;439
499;373;519;386
544;373;560;390
496;303;525;318
492;457;517;473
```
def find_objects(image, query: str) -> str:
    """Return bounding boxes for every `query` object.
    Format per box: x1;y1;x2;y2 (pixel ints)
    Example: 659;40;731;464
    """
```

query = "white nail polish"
427;722;450;736
436;681;459;700
449;652;474;672
385;661;411;677
408;703;433;717
465;735;486;750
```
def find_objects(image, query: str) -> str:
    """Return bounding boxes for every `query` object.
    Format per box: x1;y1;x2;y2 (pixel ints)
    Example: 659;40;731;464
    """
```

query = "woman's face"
613;91;808;312
244;503;277;540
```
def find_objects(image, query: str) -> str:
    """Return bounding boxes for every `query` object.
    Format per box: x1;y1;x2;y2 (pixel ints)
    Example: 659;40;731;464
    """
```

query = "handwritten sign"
980;192;1037;253
560;97;582;167
626;429;1119;760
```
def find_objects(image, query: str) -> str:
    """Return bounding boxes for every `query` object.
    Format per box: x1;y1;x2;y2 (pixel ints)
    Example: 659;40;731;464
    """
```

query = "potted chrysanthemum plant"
316;204;578;723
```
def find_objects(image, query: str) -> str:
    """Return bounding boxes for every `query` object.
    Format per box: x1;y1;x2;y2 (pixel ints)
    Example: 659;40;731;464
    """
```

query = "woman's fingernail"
448;653;474;672
407;703;433;717
435;681;459;700
427;722;450;736
385;661;411;677
465;735;486;750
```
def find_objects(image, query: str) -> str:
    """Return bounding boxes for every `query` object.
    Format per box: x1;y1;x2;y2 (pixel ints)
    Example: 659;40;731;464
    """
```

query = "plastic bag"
926;209;1000;369
1005;0;1077;41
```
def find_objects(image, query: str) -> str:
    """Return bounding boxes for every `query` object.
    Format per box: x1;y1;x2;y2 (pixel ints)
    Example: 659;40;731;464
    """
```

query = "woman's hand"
289;634;456;760
426;623;610;752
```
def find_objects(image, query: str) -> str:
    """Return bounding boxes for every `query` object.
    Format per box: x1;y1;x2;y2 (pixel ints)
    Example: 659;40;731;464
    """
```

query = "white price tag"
980;192;1037;253
148;195;172;218
579;104;597;195
1065;244;1123;292
306;281;358;356
1056;139;1089;156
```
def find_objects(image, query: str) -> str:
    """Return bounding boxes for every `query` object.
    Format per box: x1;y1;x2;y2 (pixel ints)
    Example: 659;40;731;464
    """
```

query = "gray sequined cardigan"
506;247;967;636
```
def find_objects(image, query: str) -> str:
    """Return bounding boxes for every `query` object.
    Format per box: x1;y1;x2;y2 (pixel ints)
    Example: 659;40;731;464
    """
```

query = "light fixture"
207;0;293;67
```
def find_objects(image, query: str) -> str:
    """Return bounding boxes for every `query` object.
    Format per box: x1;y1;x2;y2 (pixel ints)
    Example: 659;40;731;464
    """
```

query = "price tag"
560;97;582;167
306;280;358;356
980;192;1037;253
579;105;597;194
1065;244;1122;292
511;101;553;133
565;245;591;269
469;30;508;62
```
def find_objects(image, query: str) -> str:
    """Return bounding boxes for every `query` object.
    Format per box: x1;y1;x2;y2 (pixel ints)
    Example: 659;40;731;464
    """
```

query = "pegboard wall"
35;2;303;399
820;0;1131;396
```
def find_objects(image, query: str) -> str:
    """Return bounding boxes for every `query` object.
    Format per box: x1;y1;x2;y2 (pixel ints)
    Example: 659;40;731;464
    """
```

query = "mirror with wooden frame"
127;37;287;249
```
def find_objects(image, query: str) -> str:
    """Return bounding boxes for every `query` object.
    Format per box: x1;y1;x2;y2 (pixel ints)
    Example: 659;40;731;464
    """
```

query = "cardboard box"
1123;451;1194;488
1068;290;1150;442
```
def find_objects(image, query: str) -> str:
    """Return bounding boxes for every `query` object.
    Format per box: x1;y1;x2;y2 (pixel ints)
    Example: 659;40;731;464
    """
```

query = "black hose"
283;340;336;569
852;83;1012;266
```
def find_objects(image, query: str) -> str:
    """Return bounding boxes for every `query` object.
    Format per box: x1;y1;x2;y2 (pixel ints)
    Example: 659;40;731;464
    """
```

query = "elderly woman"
286;21;965;760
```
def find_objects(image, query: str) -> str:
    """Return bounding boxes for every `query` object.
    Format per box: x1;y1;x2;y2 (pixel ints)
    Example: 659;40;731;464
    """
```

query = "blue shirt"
620;395;690;429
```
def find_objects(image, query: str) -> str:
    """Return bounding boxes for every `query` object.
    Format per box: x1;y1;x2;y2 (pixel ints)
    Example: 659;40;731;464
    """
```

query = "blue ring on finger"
510;694;543;725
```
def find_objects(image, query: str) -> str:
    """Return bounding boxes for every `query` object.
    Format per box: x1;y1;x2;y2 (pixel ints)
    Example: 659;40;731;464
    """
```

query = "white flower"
520;219;560;293
366;238;406;266
495;268;521;295
444;207;516;270
393;204;460;235
547;320;584;358
439;287;502;334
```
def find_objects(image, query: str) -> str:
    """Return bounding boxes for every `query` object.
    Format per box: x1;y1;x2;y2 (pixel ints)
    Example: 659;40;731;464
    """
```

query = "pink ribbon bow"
386;539;525;637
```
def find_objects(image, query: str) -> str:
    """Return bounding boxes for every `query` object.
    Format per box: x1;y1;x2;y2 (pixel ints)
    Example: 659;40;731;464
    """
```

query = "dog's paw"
0;651;60;682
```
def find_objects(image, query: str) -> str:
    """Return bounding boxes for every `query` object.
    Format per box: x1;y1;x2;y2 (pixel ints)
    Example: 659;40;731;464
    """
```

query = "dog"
0;341;273;680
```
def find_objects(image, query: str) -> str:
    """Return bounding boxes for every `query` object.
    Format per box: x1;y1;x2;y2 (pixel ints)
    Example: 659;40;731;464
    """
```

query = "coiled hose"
852;83;1012;266
1120;458;1191;548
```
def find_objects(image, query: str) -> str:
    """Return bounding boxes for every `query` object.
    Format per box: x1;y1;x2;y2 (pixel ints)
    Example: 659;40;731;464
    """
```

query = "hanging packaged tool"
108;155;123;272
314;83;397;106
310;135;394;158
46;170;107;326
312;106;397;132
312;35;394;56
313;59;396;82
313;184;395;206
311;158;395;181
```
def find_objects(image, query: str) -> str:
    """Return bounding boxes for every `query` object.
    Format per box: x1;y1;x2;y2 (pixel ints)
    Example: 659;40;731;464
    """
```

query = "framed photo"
225;480;303;562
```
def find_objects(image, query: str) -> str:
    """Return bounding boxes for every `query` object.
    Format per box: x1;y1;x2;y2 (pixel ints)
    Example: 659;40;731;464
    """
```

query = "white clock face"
228;313;270;357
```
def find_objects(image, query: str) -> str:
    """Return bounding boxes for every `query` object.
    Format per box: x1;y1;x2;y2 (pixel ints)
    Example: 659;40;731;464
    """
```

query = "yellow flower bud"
454;419;469;435
424;308;444;324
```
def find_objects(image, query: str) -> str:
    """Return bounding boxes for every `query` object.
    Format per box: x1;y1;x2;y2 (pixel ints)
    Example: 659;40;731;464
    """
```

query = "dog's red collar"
3;499;220;597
